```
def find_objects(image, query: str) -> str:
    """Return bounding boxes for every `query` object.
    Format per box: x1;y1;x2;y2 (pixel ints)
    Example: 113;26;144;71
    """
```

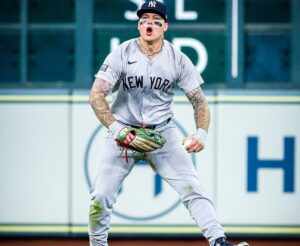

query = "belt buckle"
147;125;156;130
148;118;170;130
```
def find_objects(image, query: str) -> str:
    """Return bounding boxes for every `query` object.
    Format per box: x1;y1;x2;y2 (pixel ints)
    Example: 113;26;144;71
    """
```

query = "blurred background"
0;0;300;89
0;0;299;245
0;0;299;88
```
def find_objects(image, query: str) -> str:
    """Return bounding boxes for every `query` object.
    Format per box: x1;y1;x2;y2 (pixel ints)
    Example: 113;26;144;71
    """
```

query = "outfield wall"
0;90;299;237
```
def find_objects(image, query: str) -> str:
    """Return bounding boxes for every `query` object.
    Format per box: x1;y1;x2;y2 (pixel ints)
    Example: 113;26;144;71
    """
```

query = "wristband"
197;128;208;145
108;121;124;139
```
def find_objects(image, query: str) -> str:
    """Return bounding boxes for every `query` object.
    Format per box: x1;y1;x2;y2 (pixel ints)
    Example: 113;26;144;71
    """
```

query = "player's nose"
146;19;153;25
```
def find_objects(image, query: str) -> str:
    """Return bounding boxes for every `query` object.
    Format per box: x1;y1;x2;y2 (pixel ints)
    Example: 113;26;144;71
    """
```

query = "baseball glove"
116;126;166;153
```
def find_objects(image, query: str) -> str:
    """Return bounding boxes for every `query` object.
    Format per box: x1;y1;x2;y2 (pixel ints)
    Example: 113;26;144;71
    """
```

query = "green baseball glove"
116;126;166;152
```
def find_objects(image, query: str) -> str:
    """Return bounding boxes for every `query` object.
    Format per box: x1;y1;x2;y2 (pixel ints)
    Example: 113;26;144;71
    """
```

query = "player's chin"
143;35;155;41
143;32;159;39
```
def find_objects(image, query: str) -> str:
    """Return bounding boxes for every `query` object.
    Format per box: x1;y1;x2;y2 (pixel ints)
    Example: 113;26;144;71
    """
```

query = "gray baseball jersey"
95;38;204;126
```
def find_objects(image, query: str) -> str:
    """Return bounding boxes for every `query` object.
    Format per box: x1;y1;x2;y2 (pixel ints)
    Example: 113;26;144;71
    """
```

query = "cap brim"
137;9;167;21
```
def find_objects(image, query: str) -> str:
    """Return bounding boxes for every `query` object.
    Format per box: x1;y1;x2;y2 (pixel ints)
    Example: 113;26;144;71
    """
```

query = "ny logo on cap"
148;1;156;8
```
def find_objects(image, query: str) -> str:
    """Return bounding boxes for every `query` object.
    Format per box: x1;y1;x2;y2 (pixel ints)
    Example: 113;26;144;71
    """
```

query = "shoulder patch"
100;64;108;72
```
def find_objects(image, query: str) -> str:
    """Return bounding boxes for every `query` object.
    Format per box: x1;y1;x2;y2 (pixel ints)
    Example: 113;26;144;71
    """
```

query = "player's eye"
154;21;162;27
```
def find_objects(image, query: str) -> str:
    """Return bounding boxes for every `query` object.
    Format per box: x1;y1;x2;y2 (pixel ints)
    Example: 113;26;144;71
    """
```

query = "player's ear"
163;22;169;32
137;19;141;30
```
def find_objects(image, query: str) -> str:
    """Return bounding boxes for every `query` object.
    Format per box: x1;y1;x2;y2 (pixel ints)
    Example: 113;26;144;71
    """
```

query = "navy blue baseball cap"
137;1;168;22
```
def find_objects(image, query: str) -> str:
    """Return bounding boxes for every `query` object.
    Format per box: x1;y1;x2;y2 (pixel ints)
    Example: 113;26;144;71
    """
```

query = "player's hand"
182;135;205;153
123;131;136;145
109;121;135;144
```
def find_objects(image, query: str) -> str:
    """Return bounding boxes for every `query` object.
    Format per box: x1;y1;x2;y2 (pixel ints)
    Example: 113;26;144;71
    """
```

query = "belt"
129;118;171;130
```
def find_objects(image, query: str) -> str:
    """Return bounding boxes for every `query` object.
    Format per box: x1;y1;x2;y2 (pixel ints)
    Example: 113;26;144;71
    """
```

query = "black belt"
130;118;171;130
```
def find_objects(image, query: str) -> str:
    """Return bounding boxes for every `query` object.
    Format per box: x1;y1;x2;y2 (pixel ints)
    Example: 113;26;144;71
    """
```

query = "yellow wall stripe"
215;95;300;103
0;225;70;233
1;225;300;235
224;226;300;234
109;226;201;234
0;94;300;103
0;95;73;102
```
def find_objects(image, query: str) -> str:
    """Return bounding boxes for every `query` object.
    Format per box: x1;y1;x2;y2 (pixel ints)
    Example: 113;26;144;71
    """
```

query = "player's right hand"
182;135;205;153
122;131;136;145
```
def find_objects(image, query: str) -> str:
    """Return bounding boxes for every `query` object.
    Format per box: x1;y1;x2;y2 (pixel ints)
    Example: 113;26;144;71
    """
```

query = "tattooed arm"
186;87;210;131
89;78;134;143
88;78;116;128
184;87;210;152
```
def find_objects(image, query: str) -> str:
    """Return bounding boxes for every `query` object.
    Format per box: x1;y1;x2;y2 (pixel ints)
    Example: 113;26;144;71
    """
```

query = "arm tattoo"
186;87;210;131
89;78;116;128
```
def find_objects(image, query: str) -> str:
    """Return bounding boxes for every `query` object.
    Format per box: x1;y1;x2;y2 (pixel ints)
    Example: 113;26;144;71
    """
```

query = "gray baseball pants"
89;122;225;246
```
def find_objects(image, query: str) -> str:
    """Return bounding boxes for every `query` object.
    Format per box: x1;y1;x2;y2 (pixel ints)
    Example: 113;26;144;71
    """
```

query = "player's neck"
139;38;163;58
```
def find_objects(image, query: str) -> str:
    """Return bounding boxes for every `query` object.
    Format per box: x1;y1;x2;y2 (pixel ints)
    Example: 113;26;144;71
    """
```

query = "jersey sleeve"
95;47;123;87
177;53;204;93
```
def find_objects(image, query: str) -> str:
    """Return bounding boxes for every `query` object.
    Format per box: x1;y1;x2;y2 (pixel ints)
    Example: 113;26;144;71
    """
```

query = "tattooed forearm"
89;78;116;128
186;87;210;131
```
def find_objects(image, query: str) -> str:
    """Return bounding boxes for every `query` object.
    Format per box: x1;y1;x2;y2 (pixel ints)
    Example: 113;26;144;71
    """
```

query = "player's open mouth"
146;27;153;36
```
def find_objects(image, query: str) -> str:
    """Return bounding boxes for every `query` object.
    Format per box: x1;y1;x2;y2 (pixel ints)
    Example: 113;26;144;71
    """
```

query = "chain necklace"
139;39;163;57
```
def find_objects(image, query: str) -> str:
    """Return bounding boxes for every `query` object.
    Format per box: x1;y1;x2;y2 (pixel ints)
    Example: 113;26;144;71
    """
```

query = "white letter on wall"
175;0;198;20
173;38;208;73
110;38;120;51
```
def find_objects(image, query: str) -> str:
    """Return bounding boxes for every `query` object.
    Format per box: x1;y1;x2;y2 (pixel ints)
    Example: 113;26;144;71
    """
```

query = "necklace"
139;40;163;57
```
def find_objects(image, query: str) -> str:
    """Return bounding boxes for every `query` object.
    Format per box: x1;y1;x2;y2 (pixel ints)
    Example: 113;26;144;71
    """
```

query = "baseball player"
88;1;249;246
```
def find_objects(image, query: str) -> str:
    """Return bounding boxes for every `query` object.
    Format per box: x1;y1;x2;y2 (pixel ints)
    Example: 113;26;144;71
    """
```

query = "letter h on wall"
247;137;295;192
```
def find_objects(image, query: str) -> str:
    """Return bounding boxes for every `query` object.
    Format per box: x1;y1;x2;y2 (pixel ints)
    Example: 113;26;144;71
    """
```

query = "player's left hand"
182;135;205;153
